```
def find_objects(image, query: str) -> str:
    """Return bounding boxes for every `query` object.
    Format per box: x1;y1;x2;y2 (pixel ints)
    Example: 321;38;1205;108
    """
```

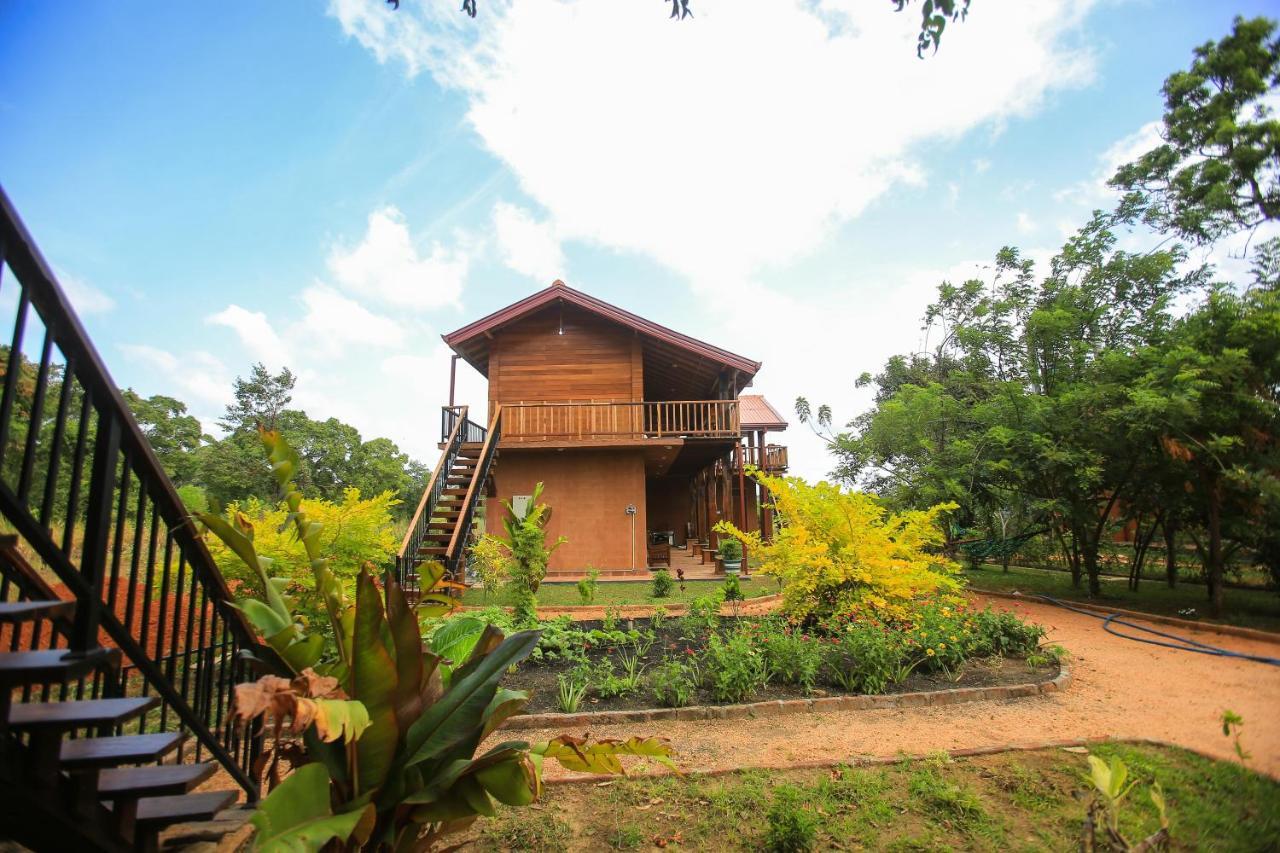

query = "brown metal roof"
443;280;762;389
739;394;788;431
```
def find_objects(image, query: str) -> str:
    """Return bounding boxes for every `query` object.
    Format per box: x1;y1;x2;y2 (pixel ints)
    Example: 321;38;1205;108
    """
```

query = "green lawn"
966;563;1280;632
469;742;1280;852
461;577;778;608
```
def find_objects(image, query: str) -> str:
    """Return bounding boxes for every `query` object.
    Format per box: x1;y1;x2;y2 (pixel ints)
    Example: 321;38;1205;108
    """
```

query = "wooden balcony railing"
502;400;740;442
740;443;789;471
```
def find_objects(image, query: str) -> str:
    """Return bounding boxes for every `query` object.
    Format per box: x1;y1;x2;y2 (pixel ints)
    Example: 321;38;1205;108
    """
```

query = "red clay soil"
517;594;1280;780
0;577;211;658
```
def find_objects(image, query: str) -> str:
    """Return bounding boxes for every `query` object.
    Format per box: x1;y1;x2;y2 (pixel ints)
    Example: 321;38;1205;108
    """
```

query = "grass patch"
464;743;1280;852
462;577;776;608
965;563;1280;632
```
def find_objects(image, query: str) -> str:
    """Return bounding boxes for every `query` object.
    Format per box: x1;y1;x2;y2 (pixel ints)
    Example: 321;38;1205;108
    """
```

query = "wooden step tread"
0;600;74;623
98;763;217;799
418;547;447;555
60;732;184;768
8;696;158;730
0;648;120;685
134;790;239;828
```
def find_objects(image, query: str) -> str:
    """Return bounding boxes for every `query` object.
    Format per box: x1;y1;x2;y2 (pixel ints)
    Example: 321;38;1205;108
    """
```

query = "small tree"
493;482;565;625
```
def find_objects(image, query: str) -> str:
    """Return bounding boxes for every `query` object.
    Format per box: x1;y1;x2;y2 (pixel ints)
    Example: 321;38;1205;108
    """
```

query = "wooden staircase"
397;407;502;602
0;598;236;852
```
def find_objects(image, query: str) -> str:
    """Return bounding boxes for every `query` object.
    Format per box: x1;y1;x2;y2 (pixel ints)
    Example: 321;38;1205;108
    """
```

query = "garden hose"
1013;593;1280;668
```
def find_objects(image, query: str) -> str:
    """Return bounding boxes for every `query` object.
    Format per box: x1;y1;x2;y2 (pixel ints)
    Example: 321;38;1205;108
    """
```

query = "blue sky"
1;0;1275;480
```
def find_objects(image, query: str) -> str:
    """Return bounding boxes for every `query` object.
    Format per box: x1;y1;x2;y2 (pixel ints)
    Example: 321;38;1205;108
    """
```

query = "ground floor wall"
645;476;692;546
486;448;648;572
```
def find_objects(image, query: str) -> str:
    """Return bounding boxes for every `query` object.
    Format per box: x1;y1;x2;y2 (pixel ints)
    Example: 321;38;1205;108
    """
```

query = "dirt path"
520;595;1280;779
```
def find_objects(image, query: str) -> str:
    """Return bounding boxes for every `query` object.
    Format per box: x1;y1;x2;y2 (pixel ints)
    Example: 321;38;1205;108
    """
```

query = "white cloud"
326;206;469;311
492;201;564;282
207;304;291;368
330;0;1097;291
1016;211;1038;234
972;157;992;174
119;343;231;418
298;284;406;354
58;271;114;315
1054;119;1163;207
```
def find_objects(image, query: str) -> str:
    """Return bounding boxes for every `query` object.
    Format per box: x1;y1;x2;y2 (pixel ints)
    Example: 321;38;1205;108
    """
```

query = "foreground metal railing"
0;186;266;798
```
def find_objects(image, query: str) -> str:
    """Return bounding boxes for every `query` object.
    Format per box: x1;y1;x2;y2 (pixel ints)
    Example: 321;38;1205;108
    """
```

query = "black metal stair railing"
0;185;267;798
444;406;501;581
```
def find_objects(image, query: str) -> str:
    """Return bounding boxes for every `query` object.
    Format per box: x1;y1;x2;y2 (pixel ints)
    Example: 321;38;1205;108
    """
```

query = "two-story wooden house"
397;280;788;587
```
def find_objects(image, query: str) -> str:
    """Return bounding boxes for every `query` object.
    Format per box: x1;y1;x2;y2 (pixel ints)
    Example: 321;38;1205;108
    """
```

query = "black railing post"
69;409;119;654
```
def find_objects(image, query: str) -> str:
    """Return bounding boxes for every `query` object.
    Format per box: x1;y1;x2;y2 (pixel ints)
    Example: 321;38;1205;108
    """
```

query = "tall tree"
123;389;205;484
220;363;295;433
1110;16;1280;245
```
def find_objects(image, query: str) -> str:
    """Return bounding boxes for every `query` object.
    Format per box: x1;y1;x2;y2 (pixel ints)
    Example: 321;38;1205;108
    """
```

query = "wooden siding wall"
488;304;643;416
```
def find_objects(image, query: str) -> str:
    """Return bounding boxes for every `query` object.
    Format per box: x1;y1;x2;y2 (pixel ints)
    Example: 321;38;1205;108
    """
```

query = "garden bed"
501;608;1062;718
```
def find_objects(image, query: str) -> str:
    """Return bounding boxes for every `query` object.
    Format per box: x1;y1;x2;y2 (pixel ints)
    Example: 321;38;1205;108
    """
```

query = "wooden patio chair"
646;542;671;568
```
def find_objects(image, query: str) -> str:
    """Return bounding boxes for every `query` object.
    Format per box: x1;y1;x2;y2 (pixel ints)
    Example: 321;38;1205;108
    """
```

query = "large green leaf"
249;763;375;853
280;632;324;672
429;617;486;682
403;630;540;769
475;755;539;806
480;689;529;741
385;576;426;737
352;569;400;796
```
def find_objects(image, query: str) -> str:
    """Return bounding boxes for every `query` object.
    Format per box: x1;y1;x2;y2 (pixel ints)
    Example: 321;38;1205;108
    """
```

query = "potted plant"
719;537;743;574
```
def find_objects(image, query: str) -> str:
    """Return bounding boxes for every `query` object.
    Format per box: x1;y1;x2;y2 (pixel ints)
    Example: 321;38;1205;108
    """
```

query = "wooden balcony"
501;400;740;444
740;443;789;472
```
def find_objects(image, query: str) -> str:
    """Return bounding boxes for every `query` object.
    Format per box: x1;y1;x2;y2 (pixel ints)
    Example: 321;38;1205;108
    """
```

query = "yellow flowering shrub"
206;488;400;631
714;469;963;621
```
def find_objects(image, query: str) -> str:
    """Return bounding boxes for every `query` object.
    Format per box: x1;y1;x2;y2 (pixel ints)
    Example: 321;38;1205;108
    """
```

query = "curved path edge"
502;660;1070;731
973;588;1280;645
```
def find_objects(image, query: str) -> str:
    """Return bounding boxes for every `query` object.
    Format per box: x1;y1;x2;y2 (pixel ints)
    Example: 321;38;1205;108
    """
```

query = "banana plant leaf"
351;569;400;796
249;763;375;853
402;630;541;769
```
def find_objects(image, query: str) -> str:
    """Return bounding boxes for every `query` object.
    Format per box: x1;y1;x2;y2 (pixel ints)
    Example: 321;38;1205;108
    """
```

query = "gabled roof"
739;394;788;431
443;281;762;389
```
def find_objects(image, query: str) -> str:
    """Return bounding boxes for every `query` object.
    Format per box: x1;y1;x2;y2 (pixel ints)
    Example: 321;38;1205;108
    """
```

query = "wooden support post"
448;354;460;407
735;441;748;575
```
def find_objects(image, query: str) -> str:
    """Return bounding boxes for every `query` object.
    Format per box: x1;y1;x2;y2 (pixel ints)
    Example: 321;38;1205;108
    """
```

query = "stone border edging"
501;659;1069;731
973;588;1280;645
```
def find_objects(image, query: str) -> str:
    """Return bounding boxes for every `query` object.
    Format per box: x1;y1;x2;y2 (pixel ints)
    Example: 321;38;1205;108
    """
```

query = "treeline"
126;363;428;517
799;17;1280;617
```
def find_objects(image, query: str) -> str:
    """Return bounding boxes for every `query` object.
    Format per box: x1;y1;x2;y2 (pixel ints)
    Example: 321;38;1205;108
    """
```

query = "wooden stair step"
0;648;120;686
417;547;447;555
98;763;217;799
60;732;184;769
8;696;158;731
134;790;239;830
0;600;74;624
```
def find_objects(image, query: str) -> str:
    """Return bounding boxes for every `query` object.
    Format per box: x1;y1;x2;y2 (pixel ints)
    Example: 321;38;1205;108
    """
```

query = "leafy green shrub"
650;657;698;708
822;622;900;694
718;537;743;563
650;605;668;632
651;569;674;598
764;785;816;852
577;567;600;605
722;574;744;601
968;607;1046;658
684;591;724;635
759;624;824;693
704;628;768;703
